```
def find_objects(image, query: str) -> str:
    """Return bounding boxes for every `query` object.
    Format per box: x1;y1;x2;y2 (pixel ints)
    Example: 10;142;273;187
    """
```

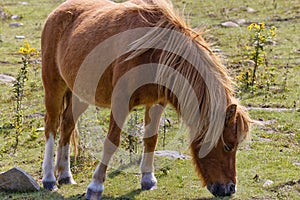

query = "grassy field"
0;0;299;199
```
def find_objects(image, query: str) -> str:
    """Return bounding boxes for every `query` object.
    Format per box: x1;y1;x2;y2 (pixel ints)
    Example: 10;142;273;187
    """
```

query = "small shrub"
121;109;142;163
237;22;277;94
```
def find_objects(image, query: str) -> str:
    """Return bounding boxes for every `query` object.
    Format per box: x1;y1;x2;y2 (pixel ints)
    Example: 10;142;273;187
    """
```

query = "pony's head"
191;104;251;197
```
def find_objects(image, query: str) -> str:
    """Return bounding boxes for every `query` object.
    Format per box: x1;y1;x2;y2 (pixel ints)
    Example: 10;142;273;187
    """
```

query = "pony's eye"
224;144;233;152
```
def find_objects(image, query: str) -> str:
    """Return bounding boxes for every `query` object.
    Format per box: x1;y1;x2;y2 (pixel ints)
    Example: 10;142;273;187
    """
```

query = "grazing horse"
41;0;251;199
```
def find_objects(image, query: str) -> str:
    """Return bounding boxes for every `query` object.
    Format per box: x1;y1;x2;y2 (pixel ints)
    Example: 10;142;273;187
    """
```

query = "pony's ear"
225;104;237;125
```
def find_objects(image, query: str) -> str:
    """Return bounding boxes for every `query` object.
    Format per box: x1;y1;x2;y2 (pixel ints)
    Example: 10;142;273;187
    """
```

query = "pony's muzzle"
207;182;236;197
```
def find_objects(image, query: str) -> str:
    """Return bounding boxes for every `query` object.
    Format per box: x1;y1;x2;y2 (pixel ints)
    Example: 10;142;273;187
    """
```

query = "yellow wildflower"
247;23;255;30
19;41;37;55
254;23;260;30
259;22;265;29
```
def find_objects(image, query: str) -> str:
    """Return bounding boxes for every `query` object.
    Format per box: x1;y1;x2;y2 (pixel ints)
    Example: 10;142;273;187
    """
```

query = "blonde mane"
123;0;251;154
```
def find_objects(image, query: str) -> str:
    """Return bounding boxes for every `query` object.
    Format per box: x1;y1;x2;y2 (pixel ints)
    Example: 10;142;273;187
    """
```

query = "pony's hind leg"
56;91;88;185
140;104;165;190
42;80;67;191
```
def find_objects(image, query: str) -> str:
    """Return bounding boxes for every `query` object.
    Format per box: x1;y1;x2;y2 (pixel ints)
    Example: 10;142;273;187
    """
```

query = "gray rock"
221;21;239;28
235;19;246;25
15;35;25;39
263;180;274;187
19;2;29;5
155;150;191;160
36;127;45;132
0;167;40;192
0;74;16;84
9;22;23;27
246;7;256;13
0;9;9;19
243;60;256;66
212;49;223;53
11;15;20;20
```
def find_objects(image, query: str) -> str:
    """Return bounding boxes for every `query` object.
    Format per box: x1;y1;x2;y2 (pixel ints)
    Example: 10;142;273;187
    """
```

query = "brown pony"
41;0;251;199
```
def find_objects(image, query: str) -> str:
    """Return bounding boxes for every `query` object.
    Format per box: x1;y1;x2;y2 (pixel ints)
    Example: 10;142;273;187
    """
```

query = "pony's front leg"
86;113;122;200
140;104;165;190
42;93;64;190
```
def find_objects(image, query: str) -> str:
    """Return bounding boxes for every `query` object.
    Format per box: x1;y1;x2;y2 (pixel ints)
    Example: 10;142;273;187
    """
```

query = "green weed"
11;41;39;153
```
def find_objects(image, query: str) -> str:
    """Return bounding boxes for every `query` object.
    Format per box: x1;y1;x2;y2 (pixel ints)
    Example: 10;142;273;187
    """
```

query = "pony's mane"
123;0;251;154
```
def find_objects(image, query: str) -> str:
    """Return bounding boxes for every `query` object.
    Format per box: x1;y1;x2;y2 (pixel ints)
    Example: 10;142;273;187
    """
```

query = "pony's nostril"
208;183;236;197
208;183;226;197
227;182;236;195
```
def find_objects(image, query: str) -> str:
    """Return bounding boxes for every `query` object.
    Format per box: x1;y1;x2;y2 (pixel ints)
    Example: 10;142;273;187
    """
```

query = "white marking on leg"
88;165;105;192
87;164;106;200
140;152;155;173
55;143;75;183
42;133;56;183
87;179;104;193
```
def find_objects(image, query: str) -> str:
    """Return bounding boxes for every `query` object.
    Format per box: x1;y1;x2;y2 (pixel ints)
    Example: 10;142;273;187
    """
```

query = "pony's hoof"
86;188;102;200
43;181;58;191
141;183;157;190
141;172;157;190
58;177;76;185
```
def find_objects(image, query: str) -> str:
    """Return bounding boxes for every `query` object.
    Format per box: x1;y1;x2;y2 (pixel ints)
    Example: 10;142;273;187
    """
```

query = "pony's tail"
61;89;79;162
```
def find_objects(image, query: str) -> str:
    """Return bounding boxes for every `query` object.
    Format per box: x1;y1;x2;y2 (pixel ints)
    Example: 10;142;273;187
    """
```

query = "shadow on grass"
66;191;219;200
0;190;66;200
102;189;143;200
107;157;142;180
60;189;143;200
185;197;231;200
0;189;220;200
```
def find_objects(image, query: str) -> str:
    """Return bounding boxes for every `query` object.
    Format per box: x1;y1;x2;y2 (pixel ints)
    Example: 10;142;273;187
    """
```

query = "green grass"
0;0;299;199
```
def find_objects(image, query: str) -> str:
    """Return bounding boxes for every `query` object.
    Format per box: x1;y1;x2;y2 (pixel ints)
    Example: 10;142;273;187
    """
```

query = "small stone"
0;167;40;192
155;150;191;160
235;19;246;25
26;113;44;118
263;180;274;187
19;2;29;5
0;10;9;19
11;15;20;20
266;41;277;46
36;127;45;131
243;60;256;66
9;22;23;27
212;49;222;53
246;7;256;13
0;74;16;84
260;137;272;142
221;21;239;28
15;35;25;39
